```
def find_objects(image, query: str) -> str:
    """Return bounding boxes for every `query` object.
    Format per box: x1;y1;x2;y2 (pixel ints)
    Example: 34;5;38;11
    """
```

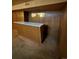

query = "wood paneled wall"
12;10;24;29
12;10;24;22
59;7;67;58
28;10;67;58
29;11;63;39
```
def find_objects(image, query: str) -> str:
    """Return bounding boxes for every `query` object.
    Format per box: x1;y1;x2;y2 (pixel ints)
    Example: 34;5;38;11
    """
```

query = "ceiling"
12;0;32;5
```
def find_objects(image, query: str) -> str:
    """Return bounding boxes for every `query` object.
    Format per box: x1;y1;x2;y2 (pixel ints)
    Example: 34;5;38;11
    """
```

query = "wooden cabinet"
14;22;47;44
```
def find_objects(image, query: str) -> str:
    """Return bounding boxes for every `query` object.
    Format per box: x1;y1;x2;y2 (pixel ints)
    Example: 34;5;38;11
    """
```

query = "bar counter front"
13;22;48;44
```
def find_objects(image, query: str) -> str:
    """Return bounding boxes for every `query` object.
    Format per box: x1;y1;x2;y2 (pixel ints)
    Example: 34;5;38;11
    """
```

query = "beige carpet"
12;30;58;59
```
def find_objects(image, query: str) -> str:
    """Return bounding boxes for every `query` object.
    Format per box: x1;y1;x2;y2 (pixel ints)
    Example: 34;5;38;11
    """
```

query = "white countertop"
14;22;44;27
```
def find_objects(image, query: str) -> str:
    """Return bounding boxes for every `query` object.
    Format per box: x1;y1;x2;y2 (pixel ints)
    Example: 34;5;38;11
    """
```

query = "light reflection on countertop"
14;22;44;27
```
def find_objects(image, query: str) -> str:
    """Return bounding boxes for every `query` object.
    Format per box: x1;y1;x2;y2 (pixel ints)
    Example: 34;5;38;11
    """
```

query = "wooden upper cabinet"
12;10;24;22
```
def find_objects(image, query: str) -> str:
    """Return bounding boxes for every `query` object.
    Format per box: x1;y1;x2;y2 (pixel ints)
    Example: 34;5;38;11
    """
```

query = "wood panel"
12;10;24;29
12;10;24;22
29;11;63;39
15;23;43;44
59;7;67;58
28;10;67;58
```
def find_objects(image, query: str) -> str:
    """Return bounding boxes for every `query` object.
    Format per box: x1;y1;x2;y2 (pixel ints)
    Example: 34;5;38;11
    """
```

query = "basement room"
12;0;67;59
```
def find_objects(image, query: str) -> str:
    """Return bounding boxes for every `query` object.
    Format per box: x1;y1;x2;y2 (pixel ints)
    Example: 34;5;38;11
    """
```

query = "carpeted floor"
12;30;58;59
